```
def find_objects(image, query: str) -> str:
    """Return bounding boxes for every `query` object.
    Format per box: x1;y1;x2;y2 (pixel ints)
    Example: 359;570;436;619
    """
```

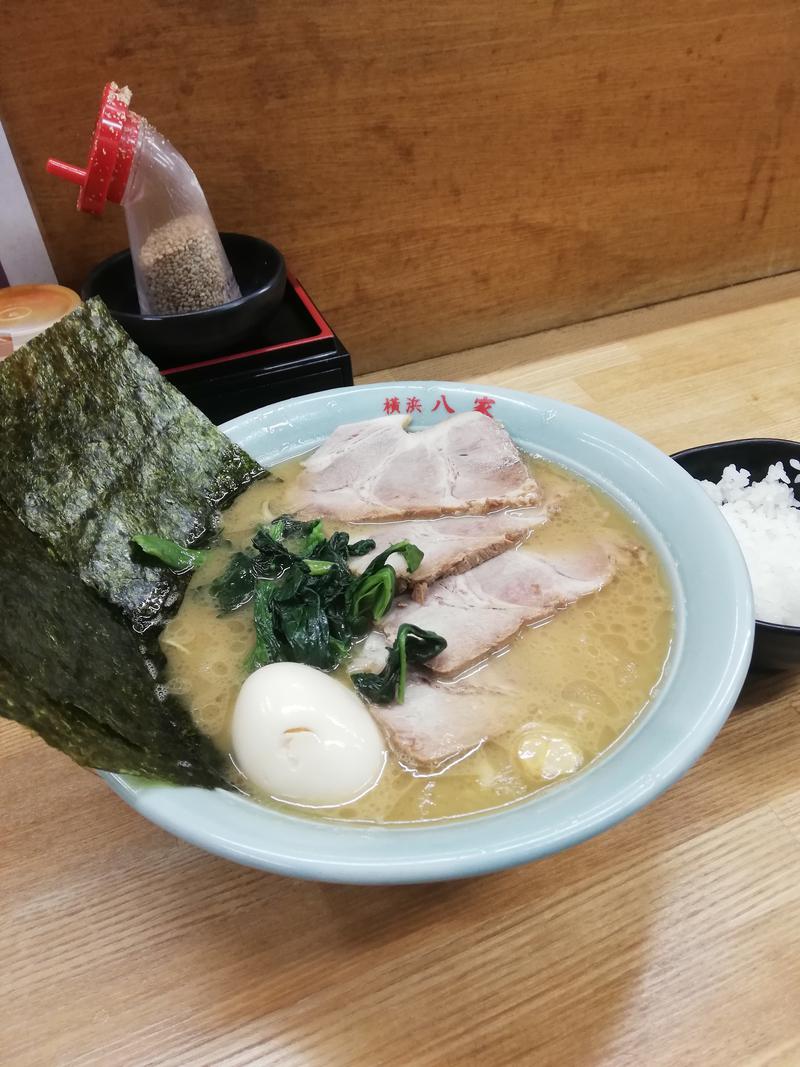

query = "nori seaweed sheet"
0;504;228;787
0;298;261;634
0;298;262;786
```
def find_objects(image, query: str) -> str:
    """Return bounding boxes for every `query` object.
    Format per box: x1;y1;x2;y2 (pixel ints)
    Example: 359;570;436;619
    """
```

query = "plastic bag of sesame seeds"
48;84;241;317
124;119;241;316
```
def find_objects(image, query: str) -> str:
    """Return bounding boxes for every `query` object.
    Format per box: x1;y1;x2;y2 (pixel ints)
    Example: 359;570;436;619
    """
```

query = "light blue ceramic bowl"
104;382;754;884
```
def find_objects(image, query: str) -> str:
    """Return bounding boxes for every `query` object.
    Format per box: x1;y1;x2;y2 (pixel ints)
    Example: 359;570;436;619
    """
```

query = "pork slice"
289;412;540;522
348;507;552;589
370;672;521;770
381;543;619;675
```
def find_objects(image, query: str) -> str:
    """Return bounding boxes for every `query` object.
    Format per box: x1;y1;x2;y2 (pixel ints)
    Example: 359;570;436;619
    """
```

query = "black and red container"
155;273;353;425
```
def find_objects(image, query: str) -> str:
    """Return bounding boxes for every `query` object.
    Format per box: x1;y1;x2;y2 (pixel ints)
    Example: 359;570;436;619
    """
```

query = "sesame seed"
139;215;240;315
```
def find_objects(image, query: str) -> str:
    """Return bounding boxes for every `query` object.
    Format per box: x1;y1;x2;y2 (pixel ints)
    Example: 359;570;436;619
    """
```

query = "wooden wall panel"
2;0;799;373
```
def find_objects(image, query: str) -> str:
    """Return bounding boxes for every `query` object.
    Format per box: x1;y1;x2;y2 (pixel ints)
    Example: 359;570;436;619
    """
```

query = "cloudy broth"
161;454;673;823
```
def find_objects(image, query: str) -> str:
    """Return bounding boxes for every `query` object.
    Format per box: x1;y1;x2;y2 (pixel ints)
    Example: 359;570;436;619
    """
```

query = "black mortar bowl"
82;232;286;367
672;438;800;672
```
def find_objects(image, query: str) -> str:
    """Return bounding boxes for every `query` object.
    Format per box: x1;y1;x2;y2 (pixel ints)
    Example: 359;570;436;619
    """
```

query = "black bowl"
671;438;800;671
82;232;286;367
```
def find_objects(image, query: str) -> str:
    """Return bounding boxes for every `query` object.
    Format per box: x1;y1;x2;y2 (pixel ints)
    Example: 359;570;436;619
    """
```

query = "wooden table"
4;275;800;1066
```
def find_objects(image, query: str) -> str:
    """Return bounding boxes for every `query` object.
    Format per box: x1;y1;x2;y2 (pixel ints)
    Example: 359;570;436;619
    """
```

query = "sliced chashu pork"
348;505;556;592
289;412;540;522
371;670;521;770
381;542;622;675
349;635;520;770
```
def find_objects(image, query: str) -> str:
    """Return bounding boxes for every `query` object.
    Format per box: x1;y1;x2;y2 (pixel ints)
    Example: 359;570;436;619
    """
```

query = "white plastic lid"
0;285;81;360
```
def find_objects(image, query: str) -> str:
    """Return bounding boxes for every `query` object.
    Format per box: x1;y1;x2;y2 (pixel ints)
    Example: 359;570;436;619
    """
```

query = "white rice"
700;461;800;626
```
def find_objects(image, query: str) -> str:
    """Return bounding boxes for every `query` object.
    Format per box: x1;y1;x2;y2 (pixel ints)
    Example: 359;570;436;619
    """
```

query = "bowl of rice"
672;438;800;671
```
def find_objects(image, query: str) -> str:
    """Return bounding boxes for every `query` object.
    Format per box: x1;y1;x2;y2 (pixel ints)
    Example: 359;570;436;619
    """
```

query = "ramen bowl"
104;382;754;884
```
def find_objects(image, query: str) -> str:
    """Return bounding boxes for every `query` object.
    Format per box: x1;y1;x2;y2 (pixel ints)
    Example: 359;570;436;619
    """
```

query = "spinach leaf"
246;561;346;672
217;514;427;678
348;538;377;557
351;624;447;705
279;516;326;555
216;516;335;617
304;559;335;576
249;533;294;577
309;529;375;566
247;581;285;671
320;530;351;562
253;516;325;558
132;535;208;573
346;541;424;632
347;567;396;630
360;540;424;578
210;551;260;614
276;589;332;669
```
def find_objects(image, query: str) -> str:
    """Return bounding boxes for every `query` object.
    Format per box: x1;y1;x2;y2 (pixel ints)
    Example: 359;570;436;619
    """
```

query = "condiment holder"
82;232;286;362
47;79;351;420
47;82;240;317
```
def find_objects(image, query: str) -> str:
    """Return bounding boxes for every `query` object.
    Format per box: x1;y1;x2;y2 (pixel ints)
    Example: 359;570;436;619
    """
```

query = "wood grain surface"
3;2;800;372
3;273;800;1066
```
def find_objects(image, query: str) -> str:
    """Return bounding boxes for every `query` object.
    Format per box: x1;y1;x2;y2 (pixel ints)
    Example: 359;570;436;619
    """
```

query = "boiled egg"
231;663;386;806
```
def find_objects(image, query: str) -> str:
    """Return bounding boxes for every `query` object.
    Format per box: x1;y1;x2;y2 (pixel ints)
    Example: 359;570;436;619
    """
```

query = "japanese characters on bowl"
383;392;496;417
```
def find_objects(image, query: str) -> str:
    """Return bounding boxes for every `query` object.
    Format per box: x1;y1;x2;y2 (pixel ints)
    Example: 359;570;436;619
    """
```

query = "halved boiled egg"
231;663;386;806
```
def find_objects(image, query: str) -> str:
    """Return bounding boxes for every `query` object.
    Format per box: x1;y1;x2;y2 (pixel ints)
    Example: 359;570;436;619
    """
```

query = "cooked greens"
351;624;448;705
346;540;423;625
209;551;264;614
205;519;338;615
255;516;326;557
241;516;382;671
208;513;445;693
133;535;208;573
